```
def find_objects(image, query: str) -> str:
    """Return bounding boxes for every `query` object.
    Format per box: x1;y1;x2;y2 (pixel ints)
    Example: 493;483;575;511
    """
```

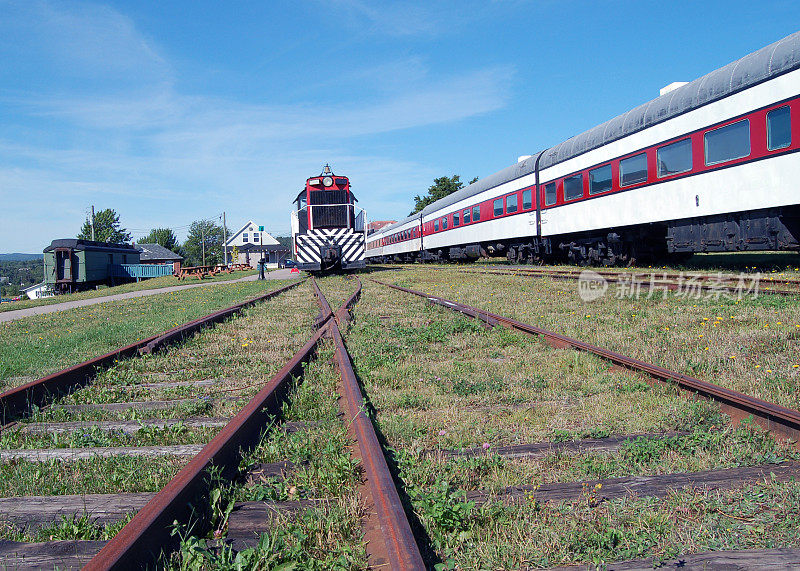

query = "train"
366;31;800;266
290;165;367;271
43;239;141;293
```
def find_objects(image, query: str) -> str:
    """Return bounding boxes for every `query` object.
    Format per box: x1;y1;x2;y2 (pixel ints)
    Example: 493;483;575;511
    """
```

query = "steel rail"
450;267;799;297
84;324;328;570
0;279;304;425
374;279;800;443
314;278;424;569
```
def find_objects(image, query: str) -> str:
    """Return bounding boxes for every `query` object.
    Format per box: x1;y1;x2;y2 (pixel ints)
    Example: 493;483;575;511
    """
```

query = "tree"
141;228;181;253
183;219;227;266
78;209;132;244
409;175;479;215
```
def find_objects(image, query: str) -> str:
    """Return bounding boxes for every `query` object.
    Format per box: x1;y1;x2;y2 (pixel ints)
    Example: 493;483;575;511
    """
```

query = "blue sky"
1;0;798;252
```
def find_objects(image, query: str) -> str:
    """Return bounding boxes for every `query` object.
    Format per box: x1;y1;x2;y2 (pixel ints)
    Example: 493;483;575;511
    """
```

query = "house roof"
135;243;184;261
226;220;279;246
43;239;138;254
22;282;46;293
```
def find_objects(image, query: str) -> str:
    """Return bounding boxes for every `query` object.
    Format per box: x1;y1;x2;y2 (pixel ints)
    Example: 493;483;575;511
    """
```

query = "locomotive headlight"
323;176;333;187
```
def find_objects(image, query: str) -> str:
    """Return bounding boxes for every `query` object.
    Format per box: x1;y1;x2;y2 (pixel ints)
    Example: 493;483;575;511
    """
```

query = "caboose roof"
43;239;138;254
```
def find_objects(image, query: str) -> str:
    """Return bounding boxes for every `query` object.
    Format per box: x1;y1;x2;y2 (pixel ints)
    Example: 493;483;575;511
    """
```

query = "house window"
506;193;518;213
253;233;260;242
657;138;692;177
767;106;791;151
243;233;248;242
620;153;648;187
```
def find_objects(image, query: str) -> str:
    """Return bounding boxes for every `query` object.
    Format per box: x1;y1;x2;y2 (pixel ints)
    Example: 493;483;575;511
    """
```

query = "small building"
135;243;184;274
367;220;396;235
23;282;53;300
235;243;291;269
43;239;141;293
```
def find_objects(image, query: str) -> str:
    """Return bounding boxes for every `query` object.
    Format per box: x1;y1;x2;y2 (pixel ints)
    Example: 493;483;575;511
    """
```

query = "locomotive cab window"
767;106;791;151
522;189;532;210
657;138;693;177
589;164;612;195
463;208;471;224
506;193;518;213
453;212;460;226
544;182;557;206
563;174;584;201
493;198;504;216
704;119;750;166
473;205;481;221
620;153;648;187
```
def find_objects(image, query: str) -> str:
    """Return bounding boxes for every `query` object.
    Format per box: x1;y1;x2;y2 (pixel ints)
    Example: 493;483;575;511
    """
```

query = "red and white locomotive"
366;32;800;266
291;165;367;271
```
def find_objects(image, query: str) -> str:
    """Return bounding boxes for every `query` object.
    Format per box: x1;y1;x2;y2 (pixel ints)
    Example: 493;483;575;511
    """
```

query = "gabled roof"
135;243;183;261
226;220;279;246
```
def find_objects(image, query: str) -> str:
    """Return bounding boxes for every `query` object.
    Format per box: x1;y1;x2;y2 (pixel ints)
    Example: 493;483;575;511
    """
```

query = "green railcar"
43;239;140;293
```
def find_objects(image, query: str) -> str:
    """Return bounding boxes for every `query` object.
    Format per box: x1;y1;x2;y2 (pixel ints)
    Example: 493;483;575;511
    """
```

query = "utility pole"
223;212;227;265
91;205;95;241
201;225;206;267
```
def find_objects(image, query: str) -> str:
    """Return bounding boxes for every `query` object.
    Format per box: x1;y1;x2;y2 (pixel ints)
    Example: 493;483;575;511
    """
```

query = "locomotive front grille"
312;205;350;228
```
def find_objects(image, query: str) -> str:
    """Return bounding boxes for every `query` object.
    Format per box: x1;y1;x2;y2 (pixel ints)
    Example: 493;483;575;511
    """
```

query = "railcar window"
563;174;584;201
473;205;481;221
442;217;448;230
434;220;439;232
620;153;648;186
453;212;460;226
493;198;504;216
463;208;471;224
506;193;518;213
522;189;532;209
589;164;613;195
704;119;750;166
657;138;693;177
544;182;557;206
768;106;791;151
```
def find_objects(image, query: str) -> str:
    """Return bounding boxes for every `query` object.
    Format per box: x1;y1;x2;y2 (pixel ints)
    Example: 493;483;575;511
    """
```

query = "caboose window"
473;205;481;221
522;189;532;209
544;182;557;206
563;174;584;201
767;106;791;151
704;119;750;166
589;164;613;195
463;208;471;224
506;194;518;213
453;212;460;226
434;220;439;232
493;198;503;216
657;138;693;177
620;153;648;186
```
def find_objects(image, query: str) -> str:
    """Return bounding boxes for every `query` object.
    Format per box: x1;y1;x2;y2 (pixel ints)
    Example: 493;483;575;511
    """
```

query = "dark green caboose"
43;239;140;293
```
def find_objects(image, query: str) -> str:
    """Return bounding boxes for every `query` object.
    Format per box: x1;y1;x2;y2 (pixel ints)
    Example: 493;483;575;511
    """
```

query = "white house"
225;220;279;263
22;282;53;300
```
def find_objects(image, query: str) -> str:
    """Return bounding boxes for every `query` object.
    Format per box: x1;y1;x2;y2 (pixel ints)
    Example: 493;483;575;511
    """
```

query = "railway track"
443;265;800;297
3;271;800;568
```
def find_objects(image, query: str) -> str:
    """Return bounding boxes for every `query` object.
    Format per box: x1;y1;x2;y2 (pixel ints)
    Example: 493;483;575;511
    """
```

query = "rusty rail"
374;279;800;443
452;266;799;297
0;279;304;425
315;278;424;569
84;325;327;569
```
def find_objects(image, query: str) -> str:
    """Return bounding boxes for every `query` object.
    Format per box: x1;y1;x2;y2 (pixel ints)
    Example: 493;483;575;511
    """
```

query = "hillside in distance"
0;253;41;261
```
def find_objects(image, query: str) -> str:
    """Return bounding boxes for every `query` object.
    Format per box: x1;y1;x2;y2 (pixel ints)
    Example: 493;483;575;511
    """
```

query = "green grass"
0;279;300;389
0;270;259;313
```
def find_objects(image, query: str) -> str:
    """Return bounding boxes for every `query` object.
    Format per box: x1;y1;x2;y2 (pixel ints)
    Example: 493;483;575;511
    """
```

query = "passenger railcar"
290;165;367;271
366;32;800;266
